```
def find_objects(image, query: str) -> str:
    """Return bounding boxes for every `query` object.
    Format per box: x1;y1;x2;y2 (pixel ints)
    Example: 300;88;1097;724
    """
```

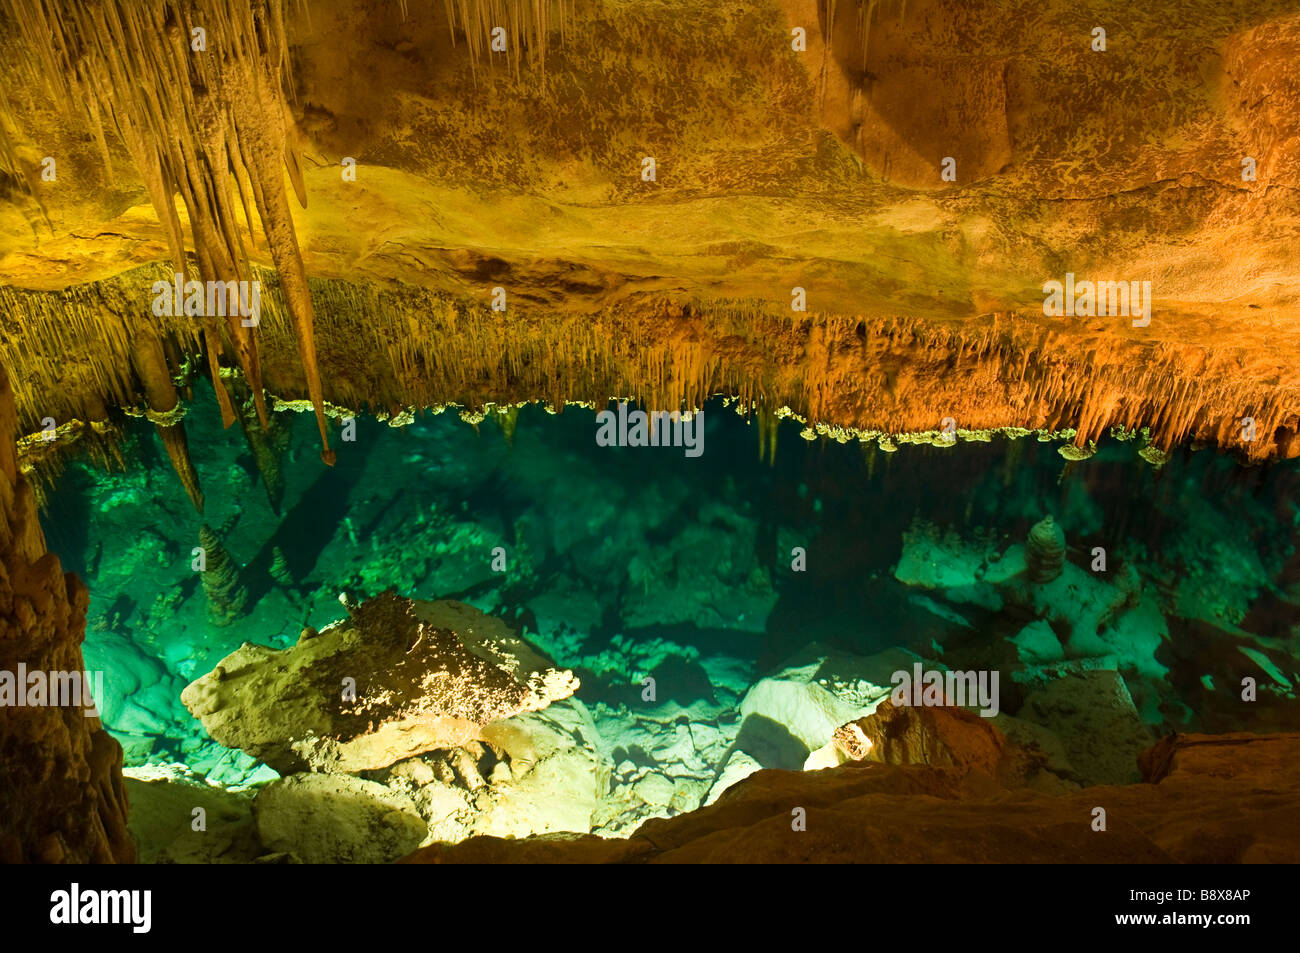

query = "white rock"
633;772;676;805
739;676;865;753
803;742;848;771
1011;620;1064;663
705;749;762;805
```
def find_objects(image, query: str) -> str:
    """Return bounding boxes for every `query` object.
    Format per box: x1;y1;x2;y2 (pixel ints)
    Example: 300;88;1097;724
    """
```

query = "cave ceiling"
2;0;1299;483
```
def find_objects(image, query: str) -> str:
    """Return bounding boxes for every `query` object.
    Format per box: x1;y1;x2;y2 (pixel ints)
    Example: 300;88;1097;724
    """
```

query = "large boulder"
181;591;579;773
369;697;610;843
472;698;609;838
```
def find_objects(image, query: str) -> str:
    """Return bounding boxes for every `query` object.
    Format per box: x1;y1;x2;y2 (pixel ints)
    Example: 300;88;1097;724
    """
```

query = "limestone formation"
180;591;579;773
852;699;1006;778
0;363;133;863
2;0;1300;870
1026;516;1066;584
832;722;873;761
197;524;248;626
404;731;1300;864
6;0;1300;497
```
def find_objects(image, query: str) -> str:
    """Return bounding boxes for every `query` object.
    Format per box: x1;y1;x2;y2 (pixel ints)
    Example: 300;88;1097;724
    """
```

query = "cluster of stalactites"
0;0;335;481
440;0;570;77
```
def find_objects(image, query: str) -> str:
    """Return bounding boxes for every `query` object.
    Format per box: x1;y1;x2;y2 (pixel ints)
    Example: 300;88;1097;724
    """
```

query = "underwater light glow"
18;388;1295;861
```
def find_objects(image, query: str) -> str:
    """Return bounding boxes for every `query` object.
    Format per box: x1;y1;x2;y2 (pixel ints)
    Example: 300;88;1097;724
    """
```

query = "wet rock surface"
0;364;133;863
404;730;1300;865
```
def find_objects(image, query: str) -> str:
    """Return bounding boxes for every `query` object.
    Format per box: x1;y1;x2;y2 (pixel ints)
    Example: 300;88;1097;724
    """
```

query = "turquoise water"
39;384;1300;829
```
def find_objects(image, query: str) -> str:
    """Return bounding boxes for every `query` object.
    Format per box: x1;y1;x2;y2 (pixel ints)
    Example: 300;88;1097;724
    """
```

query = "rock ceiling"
1;0;1299;496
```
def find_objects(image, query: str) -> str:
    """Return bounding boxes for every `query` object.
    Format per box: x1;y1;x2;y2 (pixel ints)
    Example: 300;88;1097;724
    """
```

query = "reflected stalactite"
492;404;520;445
1002;434;1023;487
756;404;779;466
228;373;289;515
5;278;1300;481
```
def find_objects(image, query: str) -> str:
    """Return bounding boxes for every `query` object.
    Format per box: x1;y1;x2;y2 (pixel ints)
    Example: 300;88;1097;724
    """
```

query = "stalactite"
130;327;204;511
442;0;570;78
0;100;51;233
0;0;335;461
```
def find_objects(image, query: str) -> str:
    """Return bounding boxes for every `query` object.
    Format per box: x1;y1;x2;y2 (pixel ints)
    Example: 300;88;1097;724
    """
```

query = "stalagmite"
198;523;248;626
1026;515;1066;584
269;545;293;586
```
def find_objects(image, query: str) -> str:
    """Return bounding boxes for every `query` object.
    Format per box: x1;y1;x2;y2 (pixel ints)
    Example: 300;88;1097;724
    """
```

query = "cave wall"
0;361;133;863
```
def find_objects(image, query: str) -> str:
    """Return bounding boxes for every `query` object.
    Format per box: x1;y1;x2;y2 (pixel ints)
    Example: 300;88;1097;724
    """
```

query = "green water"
39;385;1300;826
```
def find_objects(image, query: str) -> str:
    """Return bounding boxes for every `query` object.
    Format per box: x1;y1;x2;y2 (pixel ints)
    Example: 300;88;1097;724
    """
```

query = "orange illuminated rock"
0;363;133;863
3;0;1300;479
853;698;1006;778
402;731;1300;864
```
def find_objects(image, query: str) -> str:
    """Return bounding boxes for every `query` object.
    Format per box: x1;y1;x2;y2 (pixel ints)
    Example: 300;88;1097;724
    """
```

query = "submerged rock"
735;644;911;768
253;773;427;864
1025;515;1066;584
180;591;579;773
124;769;262;864
1019;670;1153;785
